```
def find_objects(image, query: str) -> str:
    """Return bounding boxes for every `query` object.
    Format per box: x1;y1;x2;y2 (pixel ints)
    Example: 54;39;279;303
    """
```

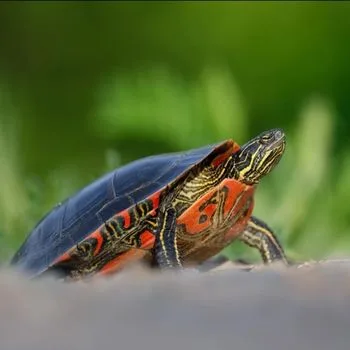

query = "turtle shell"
11;140;241;277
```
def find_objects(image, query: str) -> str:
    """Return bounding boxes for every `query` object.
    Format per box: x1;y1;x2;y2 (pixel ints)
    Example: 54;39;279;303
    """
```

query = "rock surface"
1;260;350;350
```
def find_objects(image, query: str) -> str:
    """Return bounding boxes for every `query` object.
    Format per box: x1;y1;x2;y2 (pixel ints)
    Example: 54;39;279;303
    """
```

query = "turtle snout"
266;128;286;148
273;128;285;141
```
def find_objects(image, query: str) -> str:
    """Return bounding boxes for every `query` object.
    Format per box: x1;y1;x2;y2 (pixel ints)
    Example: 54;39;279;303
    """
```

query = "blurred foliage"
0;2;349;264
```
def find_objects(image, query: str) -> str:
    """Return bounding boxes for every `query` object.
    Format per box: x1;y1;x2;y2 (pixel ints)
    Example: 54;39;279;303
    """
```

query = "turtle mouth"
262;128;286;157
273;130;286;146
270;135;286;155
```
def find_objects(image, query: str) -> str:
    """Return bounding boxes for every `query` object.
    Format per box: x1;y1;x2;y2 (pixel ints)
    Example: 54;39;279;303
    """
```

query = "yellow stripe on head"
228;129;286;185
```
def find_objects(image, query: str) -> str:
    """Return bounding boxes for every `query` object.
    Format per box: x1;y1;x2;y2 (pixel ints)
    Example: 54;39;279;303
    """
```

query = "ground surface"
2;260;350;350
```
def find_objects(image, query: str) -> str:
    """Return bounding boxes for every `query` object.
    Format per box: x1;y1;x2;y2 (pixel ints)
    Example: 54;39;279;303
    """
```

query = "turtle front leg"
154;207;183;269
238;216;289;265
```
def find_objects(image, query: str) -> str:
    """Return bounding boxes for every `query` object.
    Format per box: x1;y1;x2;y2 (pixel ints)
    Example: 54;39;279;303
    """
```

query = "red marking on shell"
177;178;255;239
211;141;240;167
224;184;255;241
99;248;147;275
53;252;71;264
177;194;218;235
140;230;155;249
150;190;161;211
90;230;104;256
176;189;217;235
121;210;131;229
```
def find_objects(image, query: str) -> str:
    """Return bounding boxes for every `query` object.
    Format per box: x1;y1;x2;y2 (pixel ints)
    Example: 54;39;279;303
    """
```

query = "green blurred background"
0;1;350;264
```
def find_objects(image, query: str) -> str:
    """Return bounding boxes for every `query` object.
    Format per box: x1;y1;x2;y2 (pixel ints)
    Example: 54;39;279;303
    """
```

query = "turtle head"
232;128;286;185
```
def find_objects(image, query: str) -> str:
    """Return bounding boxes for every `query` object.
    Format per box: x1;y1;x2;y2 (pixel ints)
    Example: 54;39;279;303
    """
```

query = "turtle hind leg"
154;206;183;269
238;216;290;265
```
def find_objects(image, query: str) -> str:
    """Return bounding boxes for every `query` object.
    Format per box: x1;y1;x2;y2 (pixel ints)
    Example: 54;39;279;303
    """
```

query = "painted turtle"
11;128;288;280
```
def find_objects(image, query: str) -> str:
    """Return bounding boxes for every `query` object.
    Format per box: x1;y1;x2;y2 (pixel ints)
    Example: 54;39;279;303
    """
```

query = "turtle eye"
259;134;273;145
